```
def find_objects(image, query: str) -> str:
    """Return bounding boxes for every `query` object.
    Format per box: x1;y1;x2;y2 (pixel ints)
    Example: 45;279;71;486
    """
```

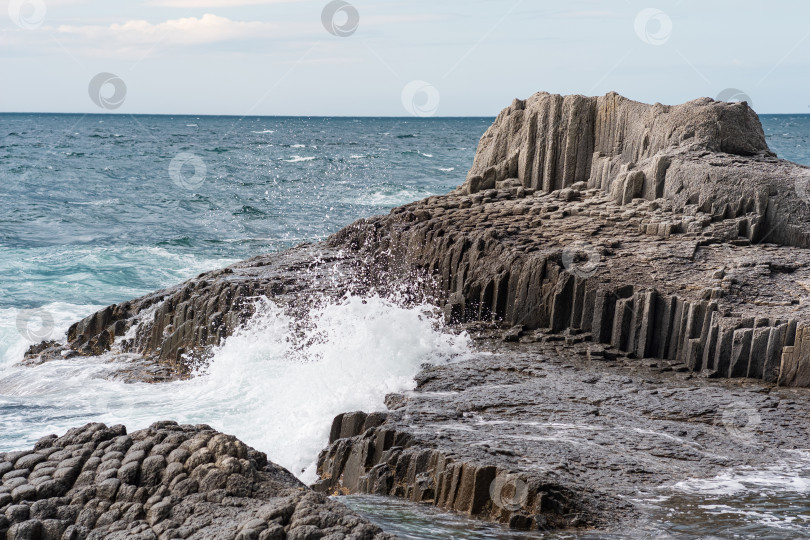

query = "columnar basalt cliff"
459;92;810;249
331;92;810;388
25;92;810;389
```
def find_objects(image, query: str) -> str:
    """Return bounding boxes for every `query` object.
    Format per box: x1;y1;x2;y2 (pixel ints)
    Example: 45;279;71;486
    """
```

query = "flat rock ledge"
0;422;395;540
315;332;810;533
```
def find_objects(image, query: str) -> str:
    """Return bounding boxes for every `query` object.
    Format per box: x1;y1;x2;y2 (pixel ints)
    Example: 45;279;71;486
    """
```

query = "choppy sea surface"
1;113;809;538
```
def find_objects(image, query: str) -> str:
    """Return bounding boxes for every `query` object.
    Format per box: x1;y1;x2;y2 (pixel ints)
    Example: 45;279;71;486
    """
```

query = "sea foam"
0;295;471;483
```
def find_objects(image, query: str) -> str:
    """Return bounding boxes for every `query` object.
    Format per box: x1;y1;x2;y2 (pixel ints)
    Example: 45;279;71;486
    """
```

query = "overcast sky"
1;0;809;115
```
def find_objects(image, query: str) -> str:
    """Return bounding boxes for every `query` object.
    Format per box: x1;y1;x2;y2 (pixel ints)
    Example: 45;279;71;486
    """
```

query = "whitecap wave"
347;188;433;207
284;156;316;163
0;295;471;483
0;302;103;367
69;198;121;206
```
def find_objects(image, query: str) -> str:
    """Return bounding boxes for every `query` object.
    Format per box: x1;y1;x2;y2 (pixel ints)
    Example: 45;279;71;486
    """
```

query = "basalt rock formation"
460;92;810;249
315;334;810;534
25;91;810;389
17;91;810;532
0;422;395;539
24;246;378;380
332;92;810;388
313;407;602;531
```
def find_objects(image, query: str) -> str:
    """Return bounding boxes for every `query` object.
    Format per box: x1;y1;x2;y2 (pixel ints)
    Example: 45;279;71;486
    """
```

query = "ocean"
1;113;809;538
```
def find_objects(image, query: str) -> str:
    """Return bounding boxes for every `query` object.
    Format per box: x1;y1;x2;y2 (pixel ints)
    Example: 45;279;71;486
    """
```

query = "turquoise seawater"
1;113;809;538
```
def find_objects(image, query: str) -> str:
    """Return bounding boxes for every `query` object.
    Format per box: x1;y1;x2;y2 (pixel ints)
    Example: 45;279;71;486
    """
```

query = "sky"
1;0;809;116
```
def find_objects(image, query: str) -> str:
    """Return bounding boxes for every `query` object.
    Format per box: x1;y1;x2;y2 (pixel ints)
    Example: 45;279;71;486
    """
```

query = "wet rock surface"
0;422;395;540
315;327;810;531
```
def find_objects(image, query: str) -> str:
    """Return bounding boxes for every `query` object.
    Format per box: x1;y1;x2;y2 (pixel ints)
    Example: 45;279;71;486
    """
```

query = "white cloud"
55;13;279;46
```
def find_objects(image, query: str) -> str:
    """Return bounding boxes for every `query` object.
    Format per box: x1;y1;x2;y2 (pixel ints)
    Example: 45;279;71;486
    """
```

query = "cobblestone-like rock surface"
0;422;396;540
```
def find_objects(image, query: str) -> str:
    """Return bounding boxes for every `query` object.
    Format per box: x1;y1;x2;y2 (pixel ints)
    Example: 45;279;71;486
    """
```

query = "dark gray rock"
0;423;395;540
15;91;810;533
316;333;810;531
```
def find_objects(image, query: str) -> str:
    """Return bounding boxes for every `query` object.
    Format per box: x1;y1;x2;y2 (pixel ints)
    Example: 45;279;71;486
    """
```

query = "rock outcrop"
458;92;810;248
331;93;810;388
0;422;395;539
26;92;810;388
314;409;597;531
334;181;810;388
25;246;375;379
314;333;810;533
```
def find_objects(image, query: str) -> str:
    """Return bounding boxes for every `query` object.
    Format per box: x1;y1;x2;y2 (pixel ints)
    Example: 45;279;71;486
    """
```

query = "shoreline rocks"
0;422;395;539
14;91;810;532
26;92;810;388
313;410;598;531
314;330;810;532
